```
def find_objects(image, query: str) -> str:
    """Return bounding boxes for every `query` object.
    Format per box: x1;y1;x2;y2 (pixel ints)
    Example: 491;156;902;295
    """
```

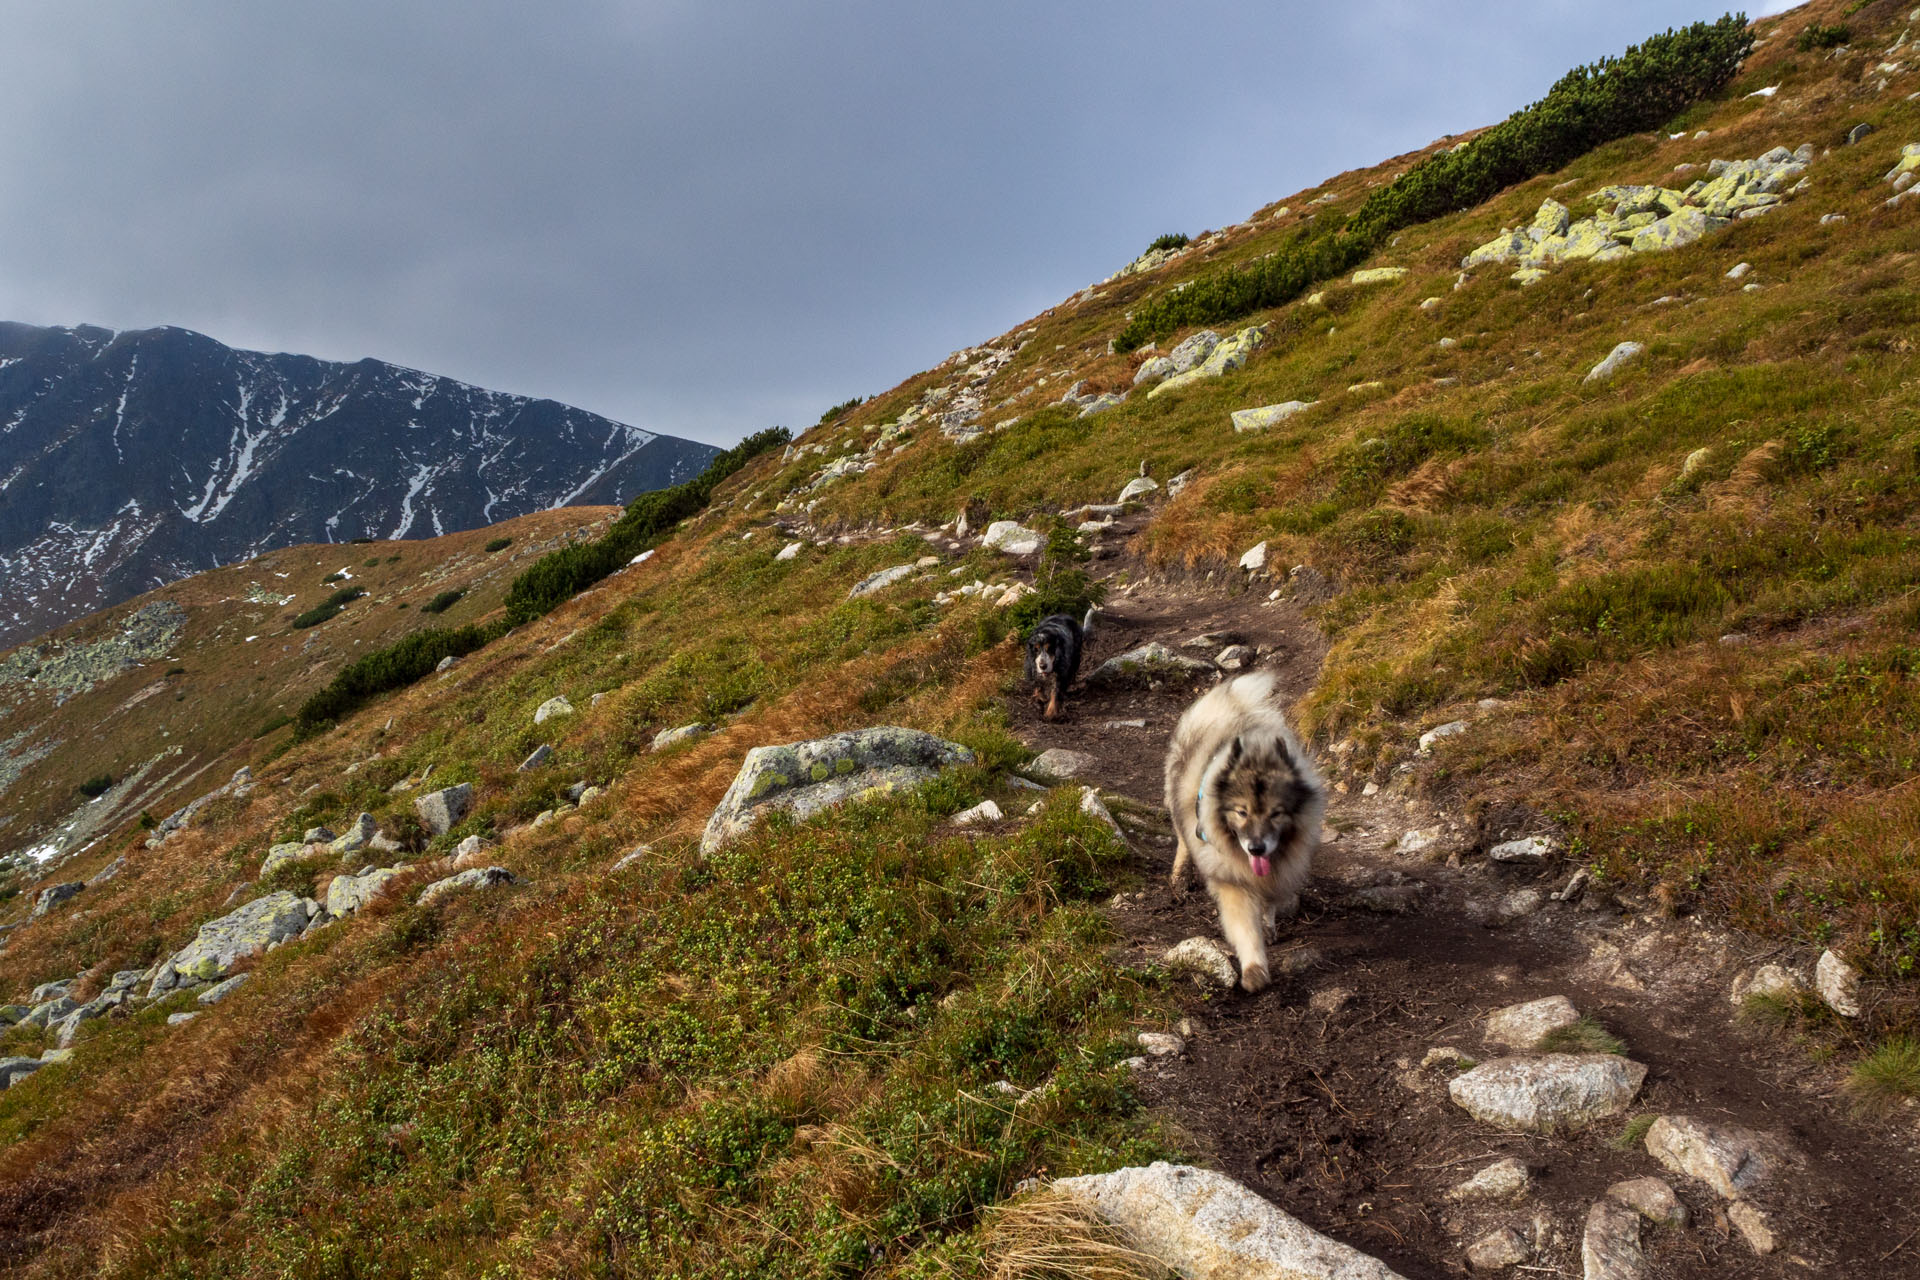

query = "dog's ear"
1227;736;1243;763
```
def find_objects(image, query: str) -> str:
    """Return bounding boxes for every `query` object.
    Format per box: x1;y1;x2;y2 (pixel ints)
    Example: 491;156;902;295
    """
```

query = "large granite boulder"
414;783;473;836
148;892;316;996
701;728;974;853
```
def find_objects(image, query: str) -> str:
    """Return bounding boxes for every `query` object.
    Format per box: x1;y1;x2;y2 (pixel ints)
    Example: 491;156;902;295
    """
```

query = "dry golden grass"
980;1191;1173;1280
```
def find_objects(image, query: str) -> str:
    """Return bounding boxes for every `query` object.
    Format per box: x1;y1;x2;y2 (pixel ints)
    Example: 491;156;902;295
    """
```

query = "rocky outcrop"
1231;401;1316;433
848;563;918;597
148;891;316;996
701;728;975;853
328;813;379;858
1051;1162;1409;1280
1146;325;1267;399
30;882;83;919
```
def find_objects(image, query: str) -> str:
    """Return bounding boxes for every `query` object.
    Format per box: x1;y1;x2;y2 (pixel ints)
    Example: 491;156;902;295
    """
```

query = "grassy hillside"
4;2;1920;1274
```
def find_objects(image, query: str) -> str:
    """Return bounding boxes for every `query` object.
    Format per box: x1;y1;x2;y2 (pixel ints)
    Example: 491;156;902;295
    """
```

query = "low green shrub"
420;589;464;615
1146;232;1190;253
294;624;498;737
1796;23;1850;51
817;396;866;425
76;773;114;799
290;587;366;629
483;537;512;553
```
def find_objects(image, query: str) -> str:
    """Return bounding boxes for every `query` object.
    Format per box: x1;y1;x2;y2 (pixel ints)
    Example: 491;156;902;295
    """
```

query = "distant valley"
0;322;717;649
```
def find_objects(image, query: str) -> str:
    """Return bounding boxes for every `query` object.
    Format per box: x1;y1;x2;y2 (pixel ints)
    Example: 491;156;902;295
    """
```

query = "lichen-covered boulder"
1133;355;1177;386
414;783;473;836
329;812;379;858
30;882;84;919
1231;401;1316;433
981;522;1043;556
701;728;975;853
1148;325;1266;399
533;695;574;726
652;722;713;752
326;866;407;916
0;1058;45;1089
848;563;918;597
1351;266;1408;285
1166;330;1220;372
419;866;517;907
148;892;315;996
259;841;310;879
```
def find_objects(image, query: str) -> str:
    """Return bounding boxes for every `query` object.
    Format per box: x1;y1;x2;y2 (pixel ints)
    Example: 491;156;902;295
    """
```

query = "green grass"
1611;1113;1658;1151
1846;1036;1920;1116
1537;1016;1626;1055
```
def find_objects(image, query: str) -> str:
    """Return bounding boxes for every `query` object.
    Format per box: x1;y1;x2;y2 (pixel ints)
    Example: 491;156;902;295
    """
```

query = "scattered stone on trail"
1495;889;1546;922
418;866;516;907
1394;826;1441;856
1584;341;1645;384
1162;936;1238;989
1118;476;1159;503
1231;401;1316;433
1028;747;1097;780
1466;1226;1532;1270
1449;1157;1532;1204
414;783;473;837
1274;946;1323;976
1422;1045;1475;1072
848;563;917;597
1086;642;1214;688
327;865;406;916
1815;949;1862;1017
1489;835;1556;863
1352;266;1408;285
702;728;975;853
1138;1031;1184;1057
1484;995;1581;1050
981;521;1043;556
1727;1201;1776;1255
533;695;574;726
1215;644;1255;670
149;892;315;996
1078;788;1126;841
1643;1115;1769;1199
329;812;379;858
517;744;553;772
1309;986;1355;1014
1418;720;1468;752
950;799;1003;826
1730;962;1806;1007
652;722;712;751
197;973;250;1006
1607;1177;1688;1228
1239;541;1268;573
1348;882;1425;914
30;882;83;919
1582;1199;1647;1280
1448;1054;1646;1132
1050;1162;1412;1280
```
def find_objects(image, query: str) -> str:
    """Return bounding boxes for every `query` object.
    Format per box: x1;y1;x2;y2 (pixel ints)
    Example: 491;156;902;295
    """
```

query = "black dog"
1025;613;1086;720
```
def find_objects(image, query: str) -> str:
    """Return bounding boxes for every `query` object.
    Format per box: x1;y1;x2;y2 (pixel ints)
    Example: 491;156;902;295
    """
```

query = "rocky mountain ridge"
0;321;717;649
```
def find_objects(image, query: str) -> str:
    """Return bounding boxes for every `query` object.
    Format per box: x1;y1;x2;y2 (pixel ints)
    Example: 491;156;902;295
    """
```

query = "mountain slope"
0;322;717;648
5;4;1920;1277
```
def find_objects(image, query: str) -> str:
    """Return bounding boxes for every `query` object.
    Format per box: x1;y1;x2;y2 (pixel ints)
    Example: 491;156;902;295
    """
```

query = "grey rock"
29;980;72;1004
148;891;313;996
1607;1177;1687;1228
1239;541;1268;573
327;866;406;916
23;996;78;1029
0;1005;28;1025
564;781;589;804
1118;476;1159;503
37;1047;71;1064
652;722;713;751
1086;642;1214;688
848;563;917;597
1348;883;1424;914
329;813;379;858
1727;1201;1775;1255
260;841;309;879
418;866;516;907
1730;962;1806;1007
1847;122;1876;145
1162;936;1238;989
1582;1199;1646;1280
1417;720;1469;752
1231;401;1316;433
1815;948;1861;1017
30;882;84;919
0;1057;45;1088
980;521;1043;556
1166;330;1220;372
609;844;652;873
950;799;1003;825
1166;468;1196;499
518;744;553;772
1448;1157;1531;1204
54;996;114;1047
1643;1115;1769;1198
1216;644;1256;670
701;727;975;853
88;856;127;885
1137;1031;1184;1057
451;834;492;866
1051;1162;1410;1280
1490;835;1556;863
197;973;251;1005
1466;1226;1531;1270
1028;747;1097;780
1079;392;1127;417
1484;995;1580;1051
533;695;574;726
1584;341;1645;384
105;969;147;998
302;825;336;844
1133;355;1177;386
1448;1055;1646;1132
167;1012;199;1026
414;783;474;836
1078;787;1126;841
1495;888;1546;922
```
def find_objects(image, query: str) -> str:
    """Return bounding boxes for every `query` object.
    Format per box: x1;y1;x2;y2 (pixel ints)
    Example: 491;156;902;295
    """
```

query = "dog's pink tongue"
1249;854;1272;877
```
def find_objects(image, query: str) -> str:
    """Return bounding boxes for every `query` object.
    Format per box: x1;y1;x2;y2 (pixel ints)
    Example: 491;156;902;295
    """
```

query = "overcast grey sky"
0;2;1798;447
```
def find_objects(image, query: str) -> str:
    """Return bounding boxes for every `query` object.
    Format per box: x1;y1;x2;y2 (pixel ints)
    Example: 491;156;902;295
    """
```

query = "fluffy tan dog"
1164;670;1324;993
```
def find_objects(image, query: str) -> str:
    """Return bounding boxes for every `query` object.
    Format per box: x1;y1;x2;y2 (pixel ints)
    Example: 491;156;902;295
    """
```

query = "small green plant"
1611;1113;1658;1150
483;537;513;553
1537;1017;1626;1055
291;587;366;629
420;589;465;615
76;773;114;799
1845;1036;1920;1115
1797;23;1850;50
137;811;157;831
363;557;381;568
1146;232;1189;253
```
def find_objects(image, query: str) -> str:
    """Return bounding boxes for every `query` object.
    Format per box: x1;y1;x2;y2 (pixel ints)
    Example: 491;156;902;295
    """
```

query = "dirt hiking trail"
1004;549;1920;1279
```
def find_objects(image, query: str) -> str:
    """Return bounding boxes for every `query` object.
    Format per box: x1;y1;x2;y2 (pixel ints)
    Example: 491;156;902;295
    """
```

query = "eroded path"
1007;565;1920;1278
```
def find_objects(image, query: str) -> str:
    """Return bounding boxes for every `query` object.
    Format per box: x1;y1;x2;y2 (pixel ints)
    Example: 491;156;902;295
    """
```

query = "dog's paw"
1239;963;1270;994
1167;873;1191;897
